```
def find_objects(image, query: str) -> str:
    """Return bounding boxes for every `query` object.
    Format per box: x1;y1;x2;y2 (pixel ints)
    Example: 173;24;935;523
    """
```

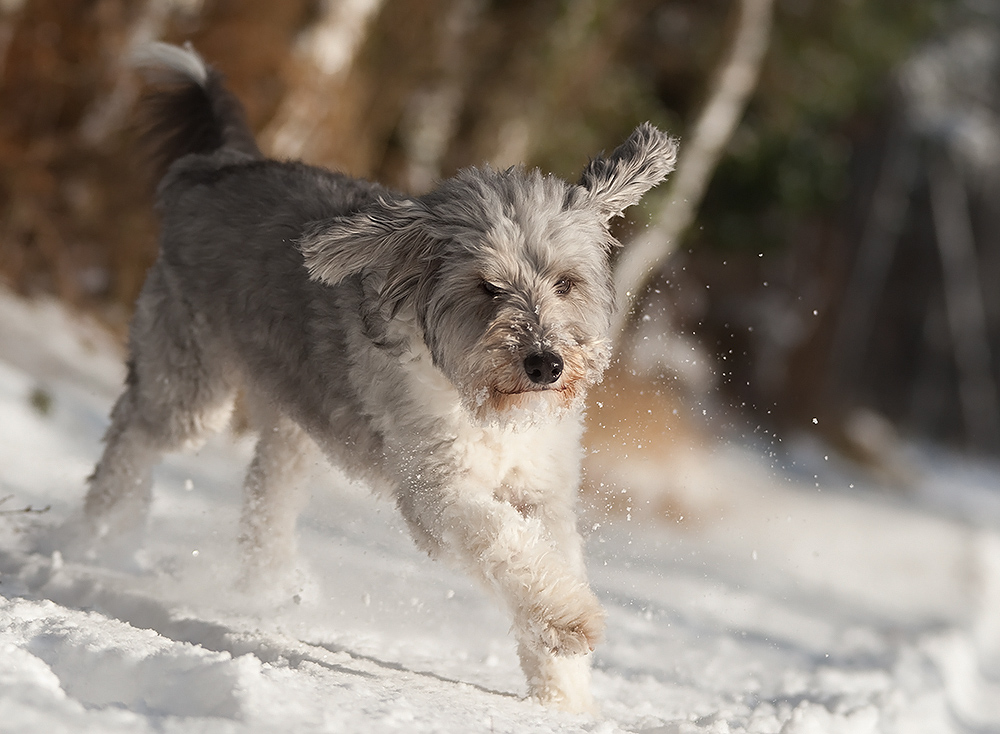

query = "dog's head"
301;123;677;426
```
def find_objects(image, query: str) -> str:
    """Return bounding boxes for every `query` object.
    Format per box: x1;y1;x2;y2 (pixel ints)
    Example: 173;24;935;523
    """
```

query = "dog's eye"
481;280;503;299
554;277;574;296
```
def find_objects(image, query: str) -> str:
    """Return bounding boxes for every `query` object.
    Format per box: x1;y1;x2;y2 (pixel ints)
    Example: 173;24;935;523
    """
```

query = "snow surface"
1;287;1000;733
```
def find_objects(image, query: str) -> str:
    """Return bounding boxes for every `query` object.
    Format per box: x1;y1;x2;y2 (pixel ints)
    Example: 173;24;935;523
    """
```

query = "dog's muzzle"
523;351;563;385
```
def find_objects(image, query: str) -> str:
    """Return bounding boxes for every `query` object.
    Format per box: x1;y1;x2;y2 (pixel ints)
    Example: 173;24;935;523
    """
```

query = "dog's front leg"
511;495;599;713
397;481;603;712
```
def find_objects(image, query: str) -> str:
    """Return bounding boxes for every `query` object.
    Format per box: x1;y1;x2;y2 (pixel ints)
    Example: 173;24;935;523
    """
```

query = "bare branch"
0;495;51;516
612;0;776;340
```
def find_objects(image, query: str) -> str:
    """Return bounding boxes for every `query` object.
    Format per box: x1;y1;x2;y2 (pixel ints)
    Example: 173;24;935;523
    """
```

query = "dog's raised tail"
132;42;261;183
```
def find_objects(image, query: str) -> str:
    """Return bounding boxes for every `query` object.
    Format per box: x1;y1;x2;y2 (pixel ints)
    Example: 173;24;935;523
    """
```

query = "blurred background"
1;0;998;514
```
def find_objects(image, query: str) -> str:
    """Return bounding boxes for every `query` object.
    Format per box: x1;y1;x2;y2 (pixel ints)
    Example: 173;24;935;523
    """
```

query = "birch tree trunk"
260;0;386;164
612;0;776;341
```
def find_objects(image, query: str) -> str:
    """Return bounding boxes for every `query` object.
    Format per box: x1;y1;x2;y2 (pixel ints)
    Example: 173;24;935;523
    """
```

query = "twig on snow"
0;494;51;516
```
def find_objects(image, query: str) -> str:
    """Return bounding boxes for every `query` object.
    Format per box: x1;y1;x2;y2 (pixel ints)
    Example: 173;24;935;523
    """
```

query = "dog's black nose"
524;351;563;384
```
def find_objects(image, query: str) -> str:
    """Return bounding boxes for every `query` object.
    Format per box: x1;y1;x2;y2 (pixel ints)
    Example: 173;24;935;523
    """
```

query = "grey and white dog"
76;43;677;712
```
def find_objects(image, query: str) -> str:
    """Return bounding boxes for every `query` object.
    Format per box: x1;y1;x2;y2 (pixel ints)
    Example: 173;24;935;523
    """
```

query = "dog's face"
301;123;677;426
414;168;619;424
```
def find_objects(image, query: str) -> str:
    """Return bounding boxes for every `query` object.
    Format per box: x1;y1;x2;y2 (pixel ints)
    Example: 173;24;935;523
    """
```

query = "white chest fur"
390;330;585;499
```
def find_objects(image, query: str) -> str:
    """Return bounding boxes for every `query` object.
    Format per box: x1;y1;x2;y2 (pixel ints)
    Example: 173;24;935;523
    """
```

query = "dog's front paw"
524;651;597;714
529;584;606;656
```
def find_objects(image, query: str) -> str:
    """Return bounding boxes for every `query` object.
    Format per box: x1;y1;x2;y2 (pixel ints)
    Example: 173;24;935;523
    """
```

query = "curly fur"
72;42;678;713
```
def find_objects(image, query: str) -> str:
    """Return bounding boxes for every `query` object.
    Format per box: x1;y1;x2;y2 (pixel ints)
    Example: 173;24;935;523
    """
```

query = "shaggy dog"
75;43;677;712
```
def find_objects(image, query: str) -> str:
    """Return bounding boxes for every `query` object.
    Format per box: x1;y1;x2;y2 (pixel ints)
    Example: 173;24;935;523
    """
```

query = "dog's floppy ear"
299;197;435;306
577;122;678;222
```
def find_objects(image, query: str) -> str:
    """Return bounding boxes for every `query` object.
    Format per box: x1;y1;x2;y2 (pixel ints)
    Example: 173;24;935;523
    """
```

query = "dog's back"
133;42;391;294
134;42;392;309
131;45;399;451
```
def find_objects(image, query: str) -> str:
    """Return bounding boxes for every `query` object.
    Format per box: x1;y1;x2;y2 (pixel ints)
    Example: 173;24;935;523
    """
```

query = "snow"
1;287;1000;733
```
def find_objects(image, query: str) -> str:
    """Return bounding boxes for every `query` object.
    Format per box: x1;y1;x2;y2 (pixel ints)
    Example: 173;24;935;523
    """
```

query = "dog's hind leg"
237;406;318;589
75;263;235;562
80;389;166;558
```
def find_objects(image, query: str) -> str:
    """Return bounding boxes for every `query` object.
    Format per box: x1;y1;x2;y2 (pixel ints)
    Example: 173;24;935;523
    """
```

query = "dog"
73;42;677;712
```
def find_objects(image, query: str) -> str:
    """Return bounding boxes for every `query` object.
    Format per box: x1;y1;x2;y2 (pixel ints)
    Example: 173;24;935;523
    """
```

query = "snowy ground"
1;287;1000;733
